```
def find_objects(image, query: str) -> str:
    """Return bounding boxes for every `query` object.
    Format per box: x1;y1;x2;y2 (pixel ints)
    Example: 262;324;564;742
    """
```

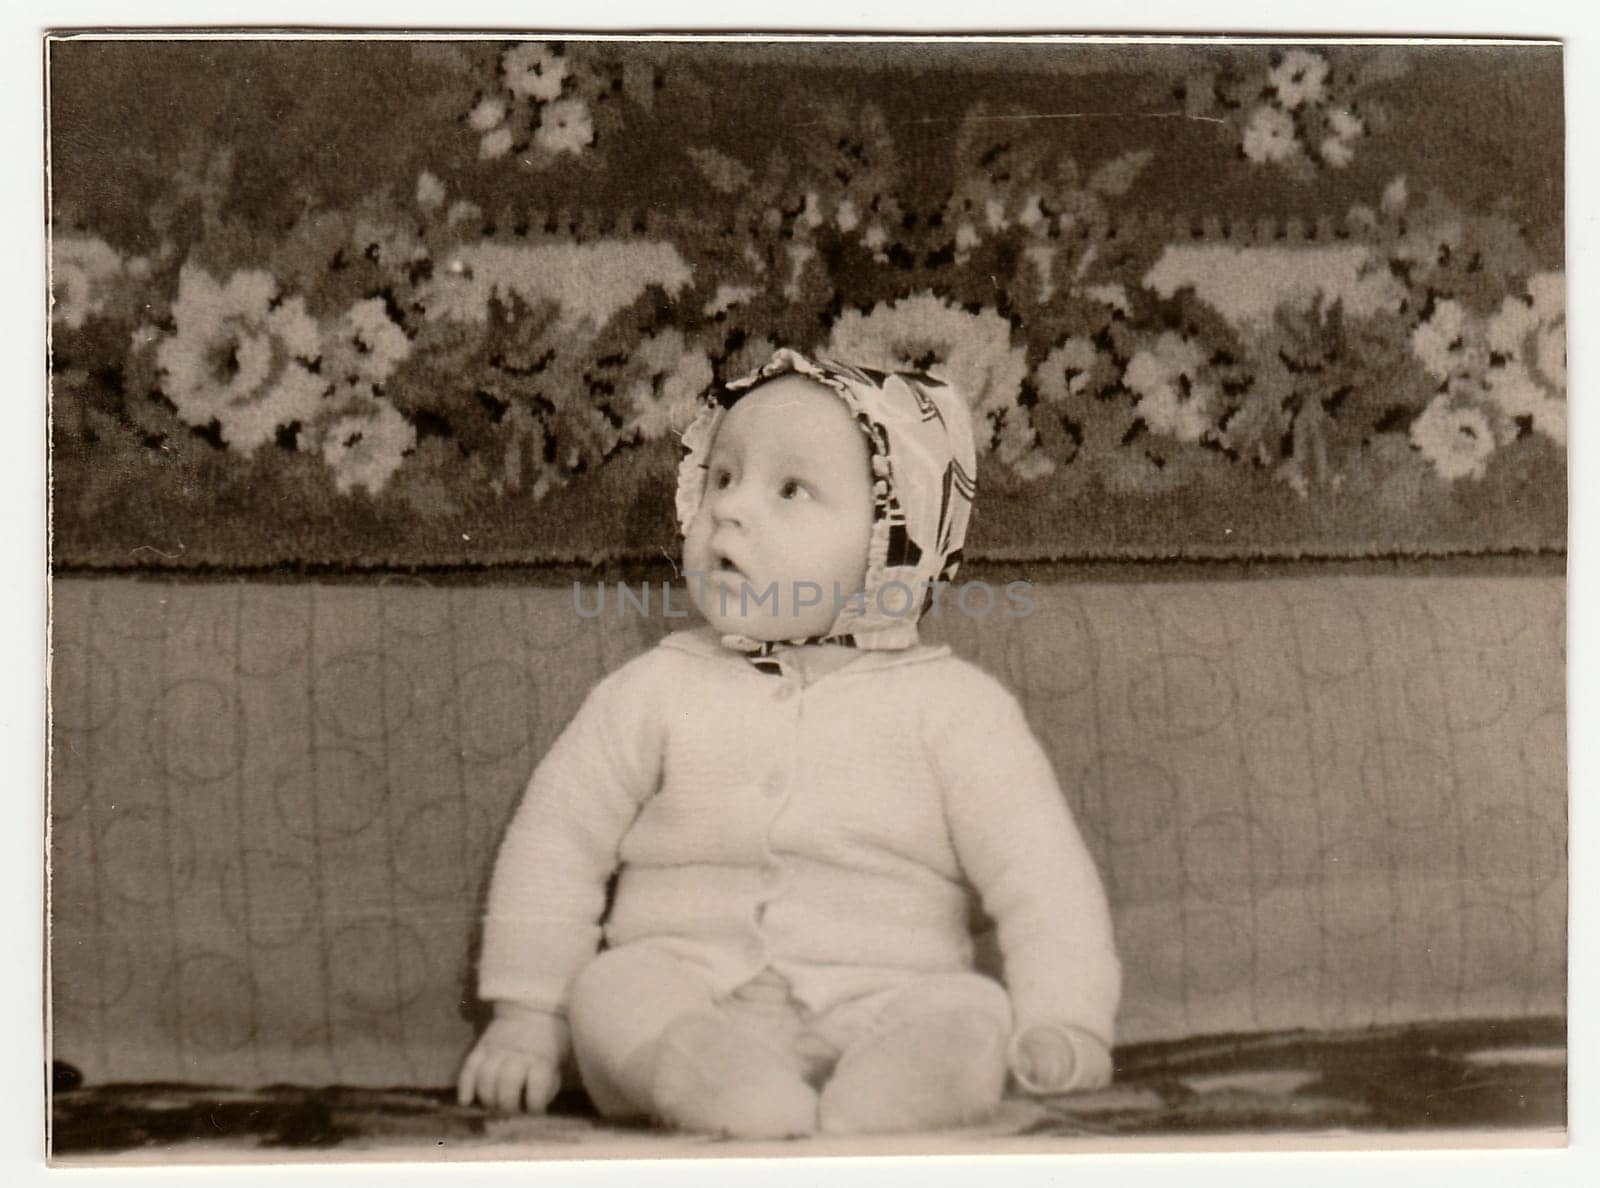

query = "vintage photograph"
45;33;1566;1163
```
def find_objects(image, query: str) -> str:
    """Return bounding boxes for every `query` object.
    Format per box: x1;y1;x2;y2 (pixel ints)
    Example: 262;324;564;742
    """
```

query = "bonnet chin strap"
721;632;859;677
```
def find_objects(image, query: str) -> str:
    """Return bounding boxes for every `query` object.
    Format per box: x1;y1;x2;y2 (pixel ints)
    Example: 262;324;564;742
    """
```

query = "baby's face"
683;375;874;641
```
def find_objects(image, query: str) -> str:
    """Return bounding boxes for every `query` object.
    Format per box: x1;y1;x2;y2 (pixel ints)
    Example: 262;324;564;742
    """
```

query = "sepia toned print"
46;34;1564;1162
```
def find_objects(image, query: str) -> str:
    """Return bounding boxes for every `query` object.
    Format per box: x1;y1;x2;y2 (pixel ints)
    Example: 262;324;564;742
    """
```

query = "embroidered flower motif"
1017;193;1048;233
1123;332;1215;443
1410;395;1495;480
1319;136;1355;168
1382;176;1409;214
502;43;568;102
1023;244;1058;302
154;262;325;453
1009;447;1057;481
348;216;425;275
446;199;483;228
1241;105;1298;163
1393;211;1464;273
797;192;826;232
1483;363;1565;446
479;125;515;160
51;235;126;330
468;96;507;132
534;98;594;156
323;298;412;389
1267;50;1330;110
1536;323;1565;391
319;397;416;494
1483;271;1566;444
995;408;1056;480
415;170;447;210
620;330;714;442
1411;300;1471;381
1196;52;1388;175
1485;299;1533;361
1083;283;1131;315
1526;273;1566;387
1036;337;1102;402
1327;107;1365;141
824;293;1027;425
702;283;759;318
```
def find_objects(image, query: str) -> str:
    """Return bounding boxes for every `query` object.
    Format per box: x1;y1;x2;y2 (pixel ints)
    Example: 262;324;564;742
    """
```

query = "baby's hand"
1007;1023;1113;1095
456;1004;566;1113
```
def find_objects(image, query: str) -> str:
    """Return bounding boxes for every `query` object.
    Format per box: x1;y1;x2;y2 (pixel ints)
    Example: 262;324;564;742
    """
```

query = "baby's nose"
711;479;755;524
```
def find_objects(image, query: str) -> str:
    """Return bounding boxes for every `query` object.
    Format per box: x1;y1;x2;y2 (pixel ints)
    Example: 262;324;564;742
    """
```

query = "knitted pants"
566;944;1012;1122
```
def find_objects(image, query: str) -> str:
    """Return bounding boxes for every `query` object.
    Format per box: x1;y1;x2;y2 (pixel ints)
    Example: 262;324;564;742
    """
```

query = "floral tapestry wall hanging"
48;38;1564;570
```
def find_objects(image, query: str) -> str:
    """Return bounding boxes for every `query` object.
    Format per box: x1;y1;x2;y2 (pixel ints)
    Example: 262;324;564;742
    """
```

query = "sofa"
47;568;1566;1157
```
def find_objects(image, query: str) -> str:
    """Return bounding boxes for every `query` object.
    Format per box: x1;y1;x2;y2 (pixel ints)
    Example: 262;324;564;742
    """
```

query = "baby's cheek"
680;519;712;575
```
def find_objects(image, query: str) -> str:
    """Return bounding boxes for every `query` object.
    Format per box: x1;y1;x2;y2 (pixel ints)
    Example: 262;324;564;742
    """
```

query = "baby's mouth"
711;550;751;583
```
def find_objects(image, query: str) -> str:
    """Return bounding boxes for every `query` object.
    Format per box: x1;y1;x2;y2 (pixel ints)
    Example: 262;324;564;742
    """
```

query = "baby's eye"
712;468;733;490
778;478;811;501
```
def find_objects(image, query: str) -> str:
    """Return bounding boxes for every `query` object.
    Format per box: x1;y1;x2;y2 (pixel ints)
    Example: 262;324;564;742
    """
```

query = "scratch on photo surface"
898;111;1229;126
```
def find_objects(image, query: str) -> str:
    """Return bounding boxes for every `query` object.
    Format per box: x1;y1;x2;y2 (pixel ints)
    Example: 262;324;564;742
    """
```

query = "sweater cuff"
478;921;603;1012
1006;1023;1113;1095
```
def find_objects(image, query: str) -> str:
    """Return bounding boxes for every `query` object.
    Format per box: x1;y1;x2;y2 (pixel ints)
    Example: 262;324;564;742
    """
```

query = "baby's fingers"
491;1051;536;1113
457;1043;488;1107
462;1047;517;1112
528;1060;562;1112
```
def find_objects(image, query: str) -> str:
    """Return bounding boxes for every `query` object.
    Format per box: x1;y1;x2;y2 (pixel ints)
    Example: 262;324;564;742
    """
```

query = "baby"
457;349;1120;1137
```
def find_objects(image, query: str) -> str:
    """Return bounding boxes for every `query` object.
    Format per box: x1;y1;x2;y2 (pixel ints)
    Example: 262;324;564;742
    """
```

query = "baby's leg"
650;1003;817;1138
816;972;1011;1135
567;949;816;1138
566;946;719;1121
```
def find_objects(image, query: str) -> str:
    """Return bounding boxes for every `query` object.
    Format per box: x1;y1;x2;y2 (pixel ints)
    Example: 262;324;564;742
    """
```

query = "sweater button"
773;683;796;702
764;775;784;797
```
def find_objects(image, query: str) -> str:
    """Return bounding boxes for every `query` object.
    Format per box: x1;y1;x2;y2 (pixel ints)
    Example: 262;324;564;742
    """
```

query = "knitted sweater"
478;627;1120;1050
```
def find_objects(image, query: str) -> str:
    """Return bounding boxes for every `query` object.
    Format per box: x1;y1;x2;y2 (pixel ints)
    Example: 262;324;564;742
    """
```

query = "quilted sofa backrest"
48;574;1565;1088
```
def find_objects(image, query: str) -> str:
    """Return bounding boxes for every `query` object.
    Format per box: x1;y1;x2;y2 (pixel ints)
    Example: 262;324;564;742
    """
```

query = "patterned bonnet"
675;348;978;652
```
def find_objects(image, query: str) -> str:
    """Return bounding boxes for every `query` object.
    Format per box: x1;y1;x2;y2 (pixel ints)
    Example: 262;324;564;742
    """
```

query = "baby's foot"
651;1012;818;1139
818;1008;1007;1134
